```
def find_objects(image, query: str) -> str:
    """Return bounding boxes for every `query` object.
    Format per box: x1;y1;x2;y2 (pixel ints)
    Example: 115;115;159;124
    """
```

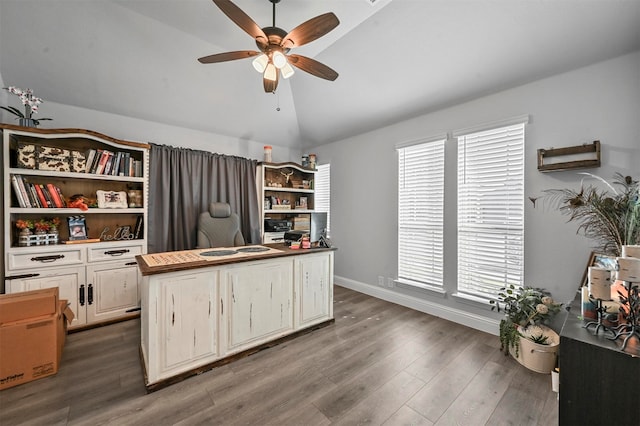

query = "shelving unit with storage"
2;124;149;329
257;162;316;243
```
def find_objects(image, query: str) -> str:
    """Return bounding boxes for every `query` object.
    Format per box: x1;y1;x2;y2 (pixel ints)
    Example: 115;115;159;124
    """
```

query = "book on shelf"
33;184;49;208
11;174;28;208
24;180;41;208
134;215;144;239
46;183;64;208
111;152;122;176
62;238;101;244
38;184;54;208
85;149;97;173
54;186;67;207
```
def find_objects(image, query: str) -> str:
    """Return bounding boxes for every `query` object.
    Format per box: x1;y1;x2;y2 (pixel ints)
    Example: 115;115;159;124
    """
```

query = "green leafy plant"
490;285;562;356
538;173;639;256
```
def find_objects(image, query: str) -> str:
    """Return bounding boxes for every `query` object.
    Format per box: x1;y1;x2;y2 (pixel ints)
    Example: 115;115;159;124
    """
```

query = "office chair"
197;202;245;248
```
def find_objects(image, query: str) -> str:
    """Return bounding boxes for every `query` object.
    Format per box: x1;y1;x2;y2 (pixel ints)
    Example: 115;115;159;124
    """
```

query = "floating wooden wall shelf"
537;140;601;172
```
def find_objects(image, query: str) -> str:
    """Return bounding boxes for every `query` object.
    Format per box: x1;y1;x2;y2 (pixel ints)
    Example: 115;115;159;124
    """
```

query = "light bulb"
252;54;268;73
281;62;295;79
272;51;287;69
264;63;277;81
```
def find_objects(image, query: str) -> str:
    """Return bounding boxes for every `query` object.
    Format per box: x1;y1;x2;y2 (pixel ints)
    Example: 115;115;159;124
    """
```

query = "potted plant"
1;86;52;127
490;285;562;373
537;173;639;256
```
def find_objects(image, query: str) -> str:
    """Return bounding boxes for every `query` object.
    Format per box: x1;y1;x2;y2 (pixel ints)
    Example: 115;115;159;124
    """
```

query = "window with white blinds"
397;139;446;289
456;123;525;299
315;163;331;235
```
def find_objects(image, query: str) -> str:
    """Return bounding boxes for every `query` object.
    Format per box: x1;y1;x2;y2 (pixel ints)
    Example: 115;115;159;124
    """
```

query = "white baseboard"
334;275;499;336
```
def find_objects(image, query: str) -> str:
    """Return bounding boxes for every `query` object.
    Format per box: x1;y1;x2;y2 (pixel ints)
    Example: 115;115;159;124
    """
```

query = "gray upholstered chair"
197;202;245;248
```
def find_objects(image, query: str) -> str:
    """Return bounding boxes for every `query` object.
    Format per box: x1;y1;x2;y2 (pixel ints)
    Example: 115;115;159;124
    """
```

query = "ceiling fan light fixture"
264;63;278;81
252;54;269;73
272;50;287;69
281;62;295;79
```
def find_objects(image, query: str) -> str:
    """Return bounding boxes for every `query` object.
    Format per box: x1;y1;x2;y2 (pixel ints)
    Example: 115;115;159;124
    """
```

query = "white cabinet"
86;259;140;323
223;259;294;352
5;266;87;327
295;252;334;328
142;269;219;383
2;125;149;329
140;250;335;388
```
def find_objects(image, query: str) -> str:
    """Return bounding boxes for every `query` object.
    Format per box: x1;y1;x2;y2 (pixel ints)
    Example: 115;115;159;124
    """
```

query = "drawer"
263;232;285;243
87;244;144;262
8;247;84;271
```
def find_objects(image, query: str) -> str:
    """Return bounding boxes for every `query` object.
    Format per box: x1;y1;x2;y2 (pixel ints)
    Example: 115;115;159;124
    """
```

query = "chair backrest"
197;202;245;248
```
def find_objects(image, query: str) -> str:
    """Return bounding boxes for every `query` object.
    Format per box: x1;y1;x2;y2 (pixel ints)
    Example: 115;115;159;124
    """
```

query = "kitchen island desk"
136;244;335;391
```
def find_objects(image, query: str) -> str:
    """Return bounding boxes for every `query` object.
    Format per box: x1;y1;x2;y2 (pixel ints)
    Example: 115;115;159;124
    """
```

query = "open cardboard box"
0;288;74;390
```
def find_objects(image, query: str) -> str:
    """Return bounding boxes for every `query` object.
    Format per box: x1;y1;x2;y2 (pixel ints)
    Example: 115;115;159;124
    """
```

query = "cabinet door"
224;259;294;351
5;266;86;327
157;271;218;374
86;261;140;324
296;253;333;327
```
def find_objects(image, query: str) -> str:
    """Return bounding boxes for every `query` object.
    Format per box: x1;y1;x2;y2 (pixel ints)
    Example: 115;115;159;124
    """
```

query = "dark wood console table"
559;294;640;425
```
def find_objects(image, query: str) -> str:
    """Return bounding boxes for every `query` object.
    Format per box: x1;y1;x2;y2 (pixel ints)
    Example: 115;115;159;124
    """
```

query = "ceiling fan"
198;0;339;93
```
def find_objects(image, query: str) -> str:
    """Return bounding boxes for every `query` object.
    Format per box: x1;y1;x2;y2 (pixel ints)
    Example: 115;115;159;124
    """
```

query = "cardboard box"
0;287;59;324
0;293;74;391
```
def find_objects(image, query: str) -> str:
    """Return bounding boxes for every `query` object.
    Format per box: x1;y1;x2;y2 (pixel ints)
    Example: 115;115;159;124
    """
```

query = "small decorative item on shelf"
1;86;52;127
490;285;563;373
68;194;90;211
67;215;88;240
263;145;272;162
127;189;143;208
308;154;316;170
96;190;128;209
15;217;60;246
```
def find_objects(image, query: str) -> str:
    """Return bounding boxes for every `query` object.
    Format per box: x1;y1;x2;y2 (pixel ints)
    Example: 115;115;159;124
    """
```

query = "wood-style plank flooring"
0;286;558;425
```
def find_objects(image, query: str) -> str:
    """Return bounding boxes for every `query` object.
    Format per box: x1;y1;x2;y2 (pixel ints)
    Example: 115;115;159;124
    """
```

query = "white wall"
310;51;640;333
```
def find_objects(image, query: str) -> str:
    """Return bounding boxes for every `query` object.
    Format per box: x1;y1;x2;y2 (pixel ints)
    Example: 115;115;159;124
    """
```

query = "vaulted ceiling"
1;0;639;149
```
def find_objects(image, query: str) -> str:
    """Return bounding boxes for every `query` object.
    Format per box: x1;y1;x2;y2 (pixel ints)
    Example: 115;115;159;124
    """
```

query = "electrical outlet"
378;276;384;286
387;278;394;288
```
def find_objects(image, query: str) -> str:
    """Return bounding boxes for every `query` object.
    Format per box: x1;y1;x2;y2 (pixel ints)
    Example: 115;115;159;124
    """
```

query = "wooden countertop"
135;243;335;276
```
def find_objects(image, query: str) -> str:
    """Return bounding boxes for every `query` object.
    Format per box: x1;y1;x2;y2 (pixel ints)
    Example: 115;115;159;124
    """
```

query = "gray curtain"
147;143;260;253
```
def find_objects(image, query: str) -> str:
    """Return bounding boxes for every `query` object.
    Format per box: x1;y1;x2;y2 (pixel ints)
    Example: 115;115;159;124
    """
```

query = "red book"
46;183;63;208
34;184;49;208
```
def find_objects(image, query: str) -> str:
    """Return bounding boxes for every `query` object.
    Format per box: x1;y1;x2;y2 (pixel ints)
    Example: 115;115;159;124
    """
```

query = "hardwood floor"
0;286;558;425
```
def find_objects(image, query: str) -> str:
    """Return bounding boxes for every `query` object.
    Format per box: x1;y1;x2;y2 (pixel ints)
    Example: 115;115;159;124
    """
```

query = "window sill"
452;292;492;309
396;279;446;298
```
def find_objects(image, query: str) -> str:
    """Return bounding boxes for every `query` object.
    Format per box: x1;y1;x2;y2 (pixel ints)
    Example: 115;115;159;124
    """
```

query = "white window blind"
457;123;525;299
315;163;331;235
397;139;445;288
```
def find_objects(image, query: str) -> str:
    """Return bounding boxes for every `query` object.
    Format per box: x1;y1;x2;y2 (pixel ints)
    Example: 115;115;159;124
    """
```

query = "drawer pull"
104;249;130;256
125;261;138;266
31;254;65;263
6;273;41;280
80;285;85;306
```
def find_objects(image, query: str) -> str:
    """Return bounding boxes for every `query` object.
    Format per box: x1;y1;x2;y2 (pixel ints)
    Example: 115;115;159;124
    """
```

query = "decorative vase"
49;226;59;245
19;117;37;128
18;228;32;247
509;325;559;374
35;229;47;245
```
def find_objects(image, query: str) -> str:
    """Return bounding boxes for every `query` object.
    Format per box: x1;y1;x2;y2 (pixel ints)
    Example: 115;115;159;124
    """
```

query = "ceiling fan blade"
198;50;260;64
281;12;339;49
213;0;268;47
288;54;339;81
263;73;279;93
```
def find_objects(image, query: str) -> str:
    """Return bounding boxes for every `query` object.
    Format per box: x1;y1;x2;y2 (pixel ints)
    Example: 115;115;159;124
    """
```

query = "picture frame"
96;190;128;209
580;251;617;288
67;216;88;240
